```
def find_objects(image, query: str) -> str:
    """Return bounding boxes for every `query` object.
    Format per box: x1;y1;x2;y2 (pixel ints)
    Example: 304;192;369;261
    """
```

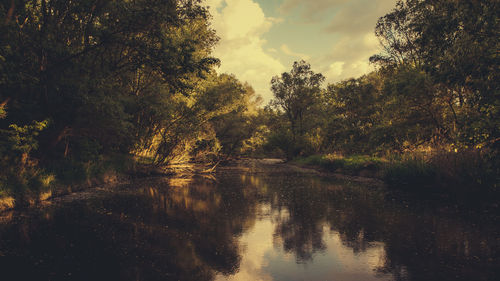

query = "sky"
205;0;398;102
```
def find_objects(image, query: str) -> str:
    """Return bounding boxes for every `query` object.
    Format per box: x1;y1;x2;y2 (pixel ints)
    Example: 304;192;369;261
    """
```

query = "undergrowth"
294;150;499;198
294;154;385;174
0;153;137;209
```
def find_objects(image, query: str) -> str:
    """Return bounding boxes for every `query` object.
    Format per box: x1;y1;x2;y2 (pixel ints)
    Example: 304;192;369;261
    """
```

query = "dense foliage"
267;0;498;155
264;0;498;191
0;0;262;204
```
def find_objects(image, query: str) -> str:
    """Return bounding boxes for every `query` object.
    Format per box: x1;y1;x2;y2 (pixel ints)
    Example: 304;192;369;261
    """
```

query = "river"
0;160;498;281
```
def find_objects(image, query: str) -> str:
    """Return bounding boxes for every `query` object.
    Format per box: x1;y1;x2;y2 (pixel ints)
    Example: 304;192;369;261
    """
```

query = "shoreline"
0;159;384;213
221;158;385;186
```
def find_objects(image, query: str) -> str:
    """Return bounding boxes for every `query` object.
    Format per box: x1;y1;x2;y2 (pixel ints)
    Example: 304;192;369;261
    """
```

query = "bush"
43;153;135;184
383;156;436;188
429;149;498;193
294;154;384;174
264;129;295;160
383;149;498;195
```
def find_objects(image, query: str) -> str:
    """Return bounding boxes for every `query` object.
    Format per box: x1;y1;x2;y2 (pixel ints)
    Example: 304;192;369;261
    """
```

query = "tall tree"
270;61;325;142
370;0;499;148
0;0;218;160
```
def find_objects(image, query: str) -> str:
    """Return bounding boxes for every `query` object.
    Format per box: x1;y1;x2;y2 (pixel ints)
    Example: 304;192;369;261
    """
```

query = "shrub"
295;154;384;174
383;149;498;195
383;155;436;189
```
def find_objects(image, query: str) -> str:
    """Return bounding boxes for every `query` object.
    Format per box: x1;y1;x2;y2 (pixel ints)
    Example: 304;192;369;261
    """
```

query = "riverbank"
222;158;385;186
2;155;497;212
290;152;499;209
0;168;129;212
0;160;223;212
0;158;381;212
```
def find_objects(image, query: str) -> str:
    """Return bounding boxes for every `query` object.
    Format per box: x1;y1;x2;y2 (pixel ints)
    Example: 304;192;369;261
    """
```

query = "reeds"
383;149;499;194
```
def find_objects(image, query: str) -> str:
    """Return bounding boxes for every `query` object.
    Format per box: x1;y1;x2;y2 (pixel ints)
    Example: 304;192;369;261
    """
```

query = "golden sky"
205;0;398;102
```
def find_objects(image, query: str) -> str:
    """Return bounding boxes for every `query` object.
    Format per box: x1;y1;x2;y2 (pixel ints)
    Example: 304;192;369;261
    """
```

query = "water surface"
0;164;498;281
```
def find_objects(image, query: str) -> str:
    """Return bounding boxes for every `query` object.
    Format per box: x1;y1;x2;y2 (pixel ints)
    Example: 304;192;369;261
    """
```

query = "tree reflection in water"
0;176;257;281
237;171;499;281
0;170;498;281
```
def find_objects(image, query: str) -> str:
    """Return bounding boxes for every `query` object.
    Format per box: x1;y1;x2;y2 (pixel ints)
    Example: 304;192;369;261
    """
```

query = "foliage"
383;150;499;194
267;0;498;164
2;119;49;155
0;0;219;161
269;60;325;159
324;73;383;153
371;0;499;148
294;154;384;175
0;118;51;206
383;155;437;189
0;0;263;207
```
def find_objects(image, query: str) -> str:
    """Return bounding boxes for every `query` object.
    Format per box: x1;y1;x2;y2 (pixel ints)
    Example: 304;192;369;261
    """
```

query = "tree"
324;73;382;153
0;0;226;199
209;82;262;159
0;0;218;161
370;0;422;67
269;61;324;158
370;0;499;149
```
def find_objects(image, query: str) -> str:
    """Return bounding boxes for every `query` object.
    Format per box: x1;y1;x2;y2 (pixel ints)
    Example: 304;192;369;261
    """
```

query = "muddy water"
0;162;498;281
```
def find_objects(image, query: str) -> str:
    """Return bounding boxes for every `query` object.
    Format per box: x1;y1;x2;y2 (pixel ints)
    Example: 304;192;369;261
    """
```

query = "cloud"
327;61;345;77
325;0;397;79
315;32;381;83
206;0;286;101
205;0;399;100
280;0;350;22
280;44;311;60
278;0;397;84
325;0;397;34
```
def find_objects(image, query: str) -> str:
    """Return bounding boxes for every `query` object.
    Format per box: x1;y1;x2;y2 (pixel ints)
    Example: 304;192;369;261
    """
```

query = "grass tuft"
294;154;385;175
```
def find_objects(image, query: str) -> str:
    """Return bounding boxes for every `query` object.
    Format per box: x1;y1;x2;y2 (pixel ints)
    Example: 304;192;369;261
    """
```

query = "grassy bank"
293;150;499;200
293;154;386;178
0;154;139;211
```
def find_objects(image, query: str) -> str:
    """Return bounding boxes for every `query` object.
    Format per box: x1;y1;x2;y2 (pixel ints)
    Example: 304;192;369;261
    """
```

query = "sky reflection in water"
216;206;389;281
